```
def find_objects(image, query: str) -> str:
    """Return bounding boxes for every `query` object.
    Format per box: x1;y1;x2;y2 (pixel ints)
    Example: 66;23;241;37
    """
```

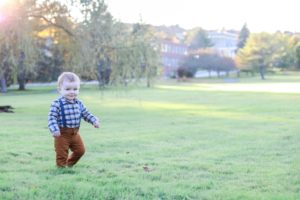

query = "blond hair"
57;72;80;88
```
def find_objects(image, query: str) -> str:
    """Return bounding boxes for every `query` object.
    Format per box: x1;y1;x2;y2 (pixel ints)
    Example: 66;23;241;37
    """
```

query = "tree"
237;32;299;79
196;51;235;78
290;35;300;70
271;33;299;70
107;23;159;87
33;0;76;83
0;44;14;93
236;23;250;51
35;38;64;82
185;28;213;50
0;0;38;90
237;33;274;79
177;56;198;78
130;23;159;87
180;50;236;78
69;0;159;88
0;0;73;91
297;45;300;69
0;0;161;91
68;0;115;88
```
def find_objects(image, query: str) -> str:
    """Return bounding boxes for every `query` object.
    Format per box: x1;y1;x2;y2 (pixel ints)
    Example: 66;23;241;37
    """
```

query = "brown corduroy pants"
54;127;85;167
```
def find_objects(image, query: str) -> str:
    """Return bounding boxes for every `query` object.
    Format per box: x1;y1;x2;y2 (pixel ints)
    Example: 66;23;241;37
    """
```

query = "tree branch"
29;14;74;37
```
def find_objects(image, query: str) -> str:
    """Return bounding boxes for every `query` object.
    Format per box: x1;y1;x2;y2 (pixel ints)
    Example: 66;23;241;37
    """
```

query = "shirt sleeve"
80;102;98;125
48;101;60;133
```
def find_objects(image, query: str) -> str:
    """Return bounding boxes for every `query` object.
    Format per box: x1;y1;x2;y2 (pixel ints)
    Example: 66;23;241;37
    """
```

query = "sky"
104;0;300;33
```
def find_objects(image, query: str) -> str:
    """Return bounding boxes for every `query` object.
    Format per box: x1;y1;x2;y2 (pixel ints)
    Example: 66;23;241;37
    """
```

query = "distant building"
155;25;186;42
159;39;188;77
155;26;238;77
208;30;238;57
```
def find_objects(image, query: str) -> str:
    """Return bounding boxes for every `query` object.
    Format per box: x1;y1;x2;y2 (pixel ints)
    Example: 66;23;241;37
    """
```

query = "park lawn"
0;77;300;200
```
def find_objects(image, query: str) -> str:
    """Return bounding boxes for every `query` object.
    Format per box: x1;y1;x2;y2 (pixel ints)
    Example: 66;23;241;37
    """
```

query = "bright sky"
0;0;9;7
104;0;300;33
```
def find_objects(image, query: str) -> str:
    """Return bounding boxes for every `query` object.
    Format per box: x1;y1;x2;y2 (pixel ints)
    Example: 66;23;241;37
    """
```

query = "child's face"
58;80;80;101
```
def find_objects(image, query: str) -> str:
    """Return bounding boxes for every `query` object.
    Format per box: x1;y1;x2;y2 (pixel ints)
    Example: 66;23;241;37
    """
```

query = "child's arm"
80;102;100;128
93;120;100;128
48;101;61;136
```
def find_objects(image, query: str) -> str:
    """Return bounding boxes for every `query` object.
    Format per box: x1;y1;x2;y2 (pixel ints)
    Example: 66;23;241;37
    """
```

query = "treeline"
178;25;300;79
1;1;300;93
0;0;159;93
236;30;300;79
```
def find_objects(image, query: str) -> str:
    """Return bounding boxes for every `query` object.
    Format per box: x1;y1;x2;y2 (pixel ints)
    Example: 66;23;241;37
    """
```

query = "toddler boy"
48;72;99;167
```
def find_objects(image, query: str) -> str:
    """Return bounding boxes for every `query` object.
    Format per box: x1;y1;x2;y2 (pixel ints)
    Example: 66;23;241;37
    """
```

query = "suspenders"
59;99;67;127
59;98;82;128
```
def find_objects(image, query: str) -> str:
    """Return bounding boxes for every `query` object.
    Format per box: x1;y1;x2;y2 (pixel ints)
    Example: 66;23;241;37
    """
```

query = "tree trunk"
237;70;240;78
96;70;105;89
296;46;300;69
259;66;265;80
0;74;7;93
18;78;26;90
96;73;103;89
146;76;151;88
17;51;26;90
208;70;211;78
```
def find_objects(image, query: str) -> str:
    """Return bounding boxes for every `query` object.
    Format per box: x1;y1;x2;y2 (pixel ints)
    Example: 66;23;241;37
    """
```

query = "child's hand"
52;131;61;137
93;120;100;128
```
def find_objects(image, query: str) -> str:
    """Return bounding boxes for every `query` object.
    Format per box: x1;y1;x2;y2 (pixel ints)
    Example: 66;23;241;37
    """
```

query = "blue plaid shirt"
48;97;98;133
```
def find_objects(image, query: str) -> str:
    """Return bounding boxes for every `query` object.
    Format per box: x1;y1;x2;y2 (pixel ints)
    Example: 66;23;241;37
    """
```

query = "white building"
208;30;238;57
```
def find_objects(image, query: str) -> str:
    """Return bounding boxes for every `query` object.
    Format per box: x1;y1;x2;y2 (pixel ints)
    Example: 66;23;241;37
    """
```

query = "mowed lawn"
0;76;300;200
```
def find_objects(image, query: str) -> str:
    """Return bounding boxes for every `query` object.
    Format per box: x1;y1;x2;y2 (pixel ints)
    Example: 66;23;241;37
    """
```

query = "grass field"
0;75;300;200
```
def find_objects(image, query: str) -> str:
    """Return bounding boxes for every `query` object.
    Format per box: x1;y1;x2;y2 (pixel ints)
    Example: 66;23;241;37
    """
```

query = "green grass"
1;75;300;200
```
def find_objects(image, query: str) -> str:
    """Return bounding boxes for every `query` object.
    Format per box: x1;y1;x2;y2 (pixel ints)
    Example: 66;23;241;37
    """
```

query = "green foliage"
0;43;14;92
178;57;199;78
185;28;213;50
0;0;159;91
0;0;39;90
181;51;236;77
237;23;250;50
271;33;298;69
35;39;64;82
297;45;300;69
0;0;75;90
129;23;159;87
237;32;299;79
68;0;114;84
66;1;159;88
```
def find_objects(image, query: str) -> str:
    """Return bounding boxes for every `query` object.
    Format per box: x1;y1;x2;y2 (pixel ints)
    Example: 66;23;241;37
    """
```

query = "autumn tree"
33;0;75;82
0;0;159;91
0;0;74;91
0;0;38;90
271;33;299;70
236;32;299;79
237;33;273;79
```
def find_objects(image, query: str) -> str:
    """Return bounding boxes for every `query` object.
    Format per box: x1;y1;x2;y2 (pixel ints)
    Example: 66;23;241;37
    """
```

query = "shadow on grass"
48;168;76;175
